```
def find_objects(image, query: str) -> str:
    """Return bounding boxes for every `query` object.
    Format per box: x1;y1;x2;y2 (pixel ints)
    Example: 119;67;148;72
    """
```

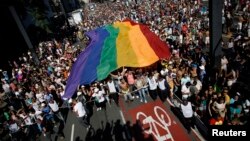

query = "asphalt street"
40;93;204;141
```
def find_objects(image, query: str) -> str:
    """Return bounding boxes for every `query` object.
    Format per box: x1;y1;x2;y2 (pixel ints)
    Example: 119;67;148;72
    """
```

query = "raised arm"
110;73;118;79
121;67;127;76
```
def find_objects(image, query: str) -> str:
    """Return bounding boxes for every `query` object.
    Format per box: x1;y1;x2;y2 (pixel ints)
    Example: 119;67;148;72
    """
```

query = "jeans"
143;87;149;95
138;88;146;102
54;110;65;123
123;92;134;102
78;115;90;128
149;89;158;100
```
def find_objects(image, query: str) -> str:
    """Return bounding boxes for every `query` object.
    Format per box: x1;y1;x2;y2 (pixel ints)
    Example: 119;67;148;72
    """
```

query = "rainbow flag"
63;20;170;98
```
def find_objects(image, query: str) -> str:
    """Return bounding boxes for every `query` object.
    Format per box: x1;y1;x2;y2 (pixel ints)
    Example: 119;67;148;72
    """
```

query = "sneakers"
97;107;102;111
140;99;143;102
144;100;147;103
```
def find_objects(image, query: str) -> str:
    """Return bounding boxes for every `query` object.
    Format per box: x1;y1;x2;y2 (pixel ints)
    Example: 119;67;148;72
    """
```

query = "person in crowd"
135;75;147;103
158;76;170;102
181;73;191;86
92;87;106;111
48;98;65;123
208;93;218;118
119;79;134;103
212;97;227;119
1;0;250;139
220;55;229;75
72;99;91;130
209;114;224;125
181;82;191;100
106;78;119;106
180;99;195;133
147;73;158;101
229;101;244;125
124;70;136;93
199;65;206;83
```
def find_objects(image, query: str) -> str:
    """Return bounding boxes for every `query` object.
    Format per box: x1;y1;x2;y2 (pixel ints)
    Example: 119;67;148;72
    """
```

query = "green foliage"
27;7;52;33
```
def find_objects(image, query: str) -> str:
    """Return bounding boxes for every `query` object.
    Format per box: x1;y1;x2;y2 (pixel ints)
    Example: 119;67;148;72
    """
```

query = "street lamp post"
209;0;223;69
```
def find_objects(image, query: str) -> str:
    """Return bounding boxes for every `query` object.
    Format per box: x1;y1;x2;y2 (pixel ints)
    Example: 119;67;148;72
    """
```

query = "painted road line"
71;124;75;141
119;110;126;124
191;128;206;141
120;110;132;140
166;98;175;107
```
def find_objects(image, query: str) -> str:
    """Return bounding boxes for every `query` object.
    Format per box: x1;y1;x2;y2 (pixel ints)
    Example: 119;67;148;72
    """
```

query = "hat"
94;88;99;93
199;65;205;70
236;92;241;96
191;64;197;68
41;103;46;107
81;85;85;88
68;98;73;103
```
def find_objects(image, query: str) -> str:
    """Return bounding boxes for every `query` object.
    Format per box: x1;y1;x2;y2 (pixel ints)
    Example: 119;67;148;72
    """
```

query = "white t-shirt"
135;79;143;89
221;58;228;70
92;91;105;103
191;79;202;91
36;93;45;103
181;77;191;86
181;85;190;95
148;77;158;90
158;79;166;90
73;102;86;117
228;42;234;49
181;102;193;118
32;101;40;112
2;83;10;93
48;101;59;112
9;122;20;133
107;81;117;93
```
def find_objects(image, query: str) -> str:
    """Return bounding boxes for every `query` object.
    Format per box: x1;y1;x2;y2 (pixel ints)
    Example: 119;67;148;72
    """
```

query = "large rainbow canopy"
63;20;170;98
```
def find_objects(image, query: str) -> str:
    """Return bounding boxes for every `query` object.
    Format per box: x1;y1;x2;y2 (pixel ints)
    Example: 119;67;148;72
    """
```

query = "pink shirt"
127;73;135;85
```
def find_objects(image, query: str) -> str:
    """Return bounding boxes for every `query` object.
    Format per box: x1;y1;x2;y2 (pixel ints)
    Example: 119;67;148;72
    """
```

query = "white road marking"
191;128;206;141
166;98;175;107
119;110;126;124
71;124;75;141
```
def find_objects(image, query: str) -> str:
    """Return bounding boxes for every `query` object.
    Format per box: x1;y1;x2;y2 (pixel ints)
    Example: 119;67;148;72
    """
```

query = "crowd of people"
0;0;250;140
80;0;250;127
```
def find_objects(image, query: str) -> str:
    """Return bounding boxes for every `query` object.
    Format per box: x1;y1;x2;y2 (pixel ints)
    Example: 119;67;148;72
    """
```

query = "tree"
28;7;52;33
